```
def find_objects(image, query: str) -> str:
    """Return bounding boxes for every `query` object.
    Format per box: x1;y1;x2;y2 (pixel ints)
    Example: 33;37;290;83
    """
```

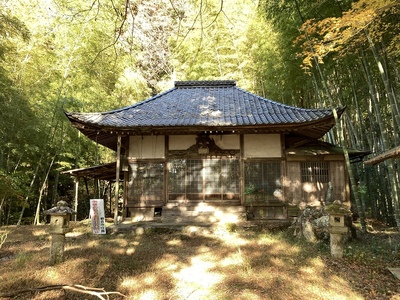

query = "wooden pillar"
123;171;128;218
73;177;79;221
240;134;244;206
109;181;112;216
114;135;121;225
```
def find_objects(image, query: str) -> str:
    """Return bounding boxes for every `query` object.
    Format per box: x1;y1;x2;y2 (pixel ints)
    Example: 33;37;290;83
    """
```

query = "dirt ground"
0;220;399;300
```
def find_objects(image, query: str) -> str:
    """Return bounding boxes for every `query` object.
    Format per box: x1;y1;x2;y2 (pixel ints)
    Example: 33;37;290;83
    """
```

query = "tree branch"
0;284;126;299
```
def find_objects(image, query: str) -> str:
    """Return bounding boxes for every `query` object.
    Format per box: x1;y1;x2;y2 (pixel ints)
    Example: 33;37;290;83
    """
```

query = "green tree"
294;0;400;228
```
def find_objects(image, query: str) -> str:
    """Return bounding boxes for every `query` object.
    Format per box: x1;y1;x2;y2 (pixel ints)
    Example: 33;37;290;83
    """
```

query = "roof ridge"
175;80;236;88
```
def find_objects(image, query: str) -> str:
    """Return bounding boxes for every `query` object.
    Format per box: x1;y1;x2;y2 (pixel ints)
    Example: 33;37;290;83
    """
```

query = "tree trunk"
362;35;400;230
34;155;57;225
292;0;366;232
0;197;5;225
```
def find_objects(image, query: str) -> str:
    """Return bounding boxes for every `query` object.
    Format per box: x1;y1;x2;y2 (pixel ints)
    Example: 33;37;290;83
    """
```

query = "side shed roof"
61;162;123;181
65;80;344;150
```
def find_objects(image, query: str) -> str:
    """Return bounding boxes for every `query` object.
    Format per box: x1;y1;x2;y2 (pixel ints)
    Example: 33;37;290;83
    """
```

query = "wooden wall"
283;160;348;210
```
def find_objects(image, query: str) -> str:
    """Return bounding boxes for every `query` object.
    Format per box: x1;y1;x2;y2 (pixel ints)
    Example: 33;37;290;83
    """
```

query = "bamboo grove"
0;0;399;228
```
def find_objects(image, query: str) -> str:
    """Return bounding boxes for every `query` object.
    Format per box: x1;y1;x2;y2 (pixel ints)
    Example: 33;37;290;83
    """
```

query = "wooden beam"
364;146;400;166
114;135;121;225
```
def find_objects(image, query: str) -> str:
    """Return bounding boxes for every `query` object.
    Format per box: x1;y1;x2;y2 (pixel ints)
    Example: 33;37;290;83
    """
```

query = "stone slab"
388;268;400;280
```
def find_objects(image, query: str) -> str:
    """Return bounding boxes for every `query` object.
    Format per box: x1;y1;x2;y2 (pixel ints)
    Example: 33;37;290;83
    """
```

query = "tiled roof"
67;80;339;127
65;80;343;149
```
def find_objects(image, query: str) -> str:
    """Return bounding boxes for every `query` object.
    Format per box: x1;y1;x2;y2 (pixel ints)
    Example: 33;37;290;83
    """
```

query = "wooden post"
74;177;79;221
109;181;112;216
114;135;121;225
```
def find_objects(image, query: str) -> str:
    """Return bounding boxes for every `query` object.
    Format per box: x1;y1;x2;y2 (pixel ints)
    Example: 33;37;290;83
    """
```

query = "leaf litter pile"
0;220;399;300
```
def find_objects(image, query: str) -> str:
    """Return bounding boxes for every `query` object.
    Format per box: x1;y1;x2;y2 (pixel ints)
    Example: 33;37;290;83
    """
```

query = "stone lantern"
325;200;351;258
44;201;76;265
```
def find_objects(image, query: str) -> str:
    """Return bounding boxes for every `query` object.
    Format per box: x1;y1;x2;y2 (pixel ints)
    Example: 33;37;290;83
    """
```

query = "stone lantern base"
44;201;75;265
329;225;349;258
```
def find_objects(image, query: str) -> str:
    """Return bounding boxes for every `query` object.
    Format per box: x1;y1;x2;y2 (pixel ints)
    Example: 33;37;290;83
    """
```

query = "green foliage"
171;0;266;90
0;0;398;225
296;0;400;69
0;12;30;59
324;201;351;214
224;222;238;233
244;183;265;196
15;251;33;268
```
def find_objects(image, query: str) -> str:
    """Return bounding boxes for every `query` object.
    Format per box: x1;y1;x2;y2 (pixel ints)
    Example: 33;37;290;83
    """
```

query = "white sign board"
90;199;106;234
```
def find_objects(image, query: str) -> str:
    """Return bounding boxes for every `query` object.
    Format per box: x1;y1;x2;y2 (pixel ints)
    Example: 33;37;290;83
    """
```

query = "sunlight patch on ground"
290;266;363;300
197;245;212;253
309;257;325;267
144;274;156;285
137;289;159;300
65;231;86;238
300;266;316;275
303;283;362;300
219;254;237;267
131;239;140;245
31;229;47;237
219;248;248;270
256;235;275;245
111;248;129;255
172;254;224;298
266;240;300;255
269;256;285;267
112;239;129;247
217;232;249;247
119;274;163;298
120;277;137;289
155;254;180;271
86;240;100;247
65;243;83;251
42;268;60;282
166;239;183;246
214;211;240;223
237;289;265;300
125;247;135;255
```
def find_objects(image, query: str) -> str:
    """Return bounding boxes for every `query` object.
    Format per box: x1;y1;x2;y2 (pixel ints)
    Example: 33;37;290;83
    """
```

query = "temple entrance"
168;158;240;205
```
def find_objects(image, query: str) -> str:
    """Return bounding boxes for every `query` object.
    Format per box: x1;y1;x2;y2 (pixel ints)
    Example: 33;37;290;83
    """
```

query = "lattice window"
130;163;164;199
168;158;239;201
168;159;186;194
244;161;282;202
300;162;329;183
187;159;203;193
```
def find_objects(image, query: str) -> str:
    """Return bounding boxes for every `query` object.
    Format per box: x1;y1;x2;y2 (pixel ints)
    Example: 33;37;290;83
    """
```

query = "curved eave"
66;111;340;151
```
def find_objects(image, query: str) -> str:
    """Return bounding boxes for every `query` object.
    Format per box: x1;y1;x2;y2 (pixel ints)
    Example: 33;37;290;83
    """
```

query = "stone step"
162;215;217;224
166;200;240;207
161;205;245;223
163;210;205;217
165;203;244;211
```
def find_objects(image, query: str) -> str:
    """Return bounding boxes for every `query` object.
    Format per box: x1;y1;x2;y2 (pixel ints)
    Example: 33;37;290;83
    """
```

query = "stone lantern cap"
44;200;76;216
325;200;351;229
324;200;351;215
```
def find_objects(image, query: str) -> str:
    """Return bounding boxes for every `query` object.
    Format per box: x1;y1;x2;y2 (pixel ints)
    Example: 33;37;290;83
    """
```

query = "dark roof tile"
66;80;343;148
